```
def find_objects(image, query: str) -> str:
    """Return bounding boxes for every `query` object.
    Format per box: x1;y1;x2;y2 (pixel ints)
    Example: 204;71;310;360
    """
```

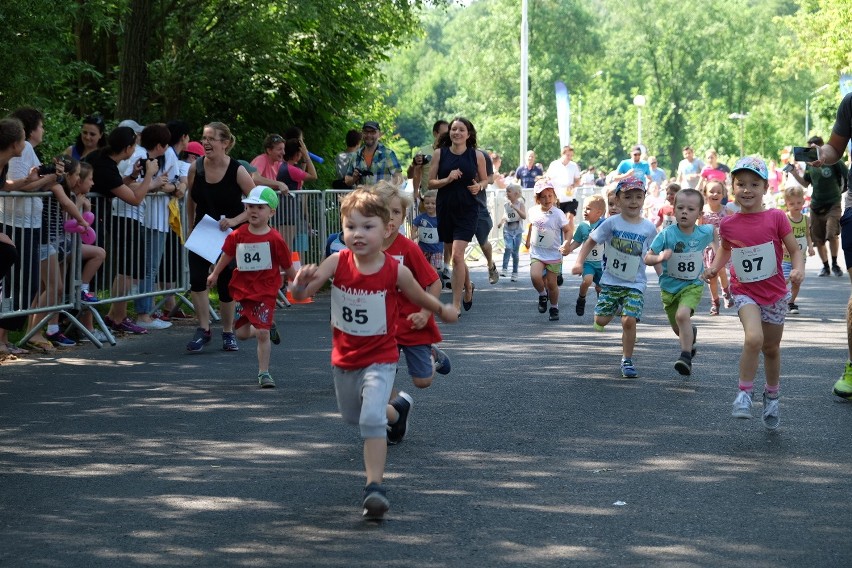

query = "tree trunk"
116;0;152;119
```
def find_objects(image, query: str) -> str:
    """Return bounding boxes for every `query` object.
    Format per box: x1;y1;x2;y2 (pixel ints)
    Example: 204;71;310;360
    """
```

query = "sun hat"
242;186;279;209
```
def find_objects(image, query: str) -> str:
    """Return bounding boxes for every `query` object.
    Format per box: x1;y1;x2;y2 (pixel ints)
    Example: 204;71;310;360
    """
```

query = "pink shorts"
732;293;791;325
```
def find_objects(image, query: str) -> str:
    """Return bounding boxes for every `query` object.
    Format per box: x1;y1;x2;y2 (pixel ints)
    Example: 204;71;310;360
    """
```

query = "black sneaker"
549;307;559;321
788;303;799;315
387;392;413;445
674;354;692;376
222;331;239;351
819;266;830;277
833;264;844;277
270;323;281;345
556;273;564;286
537;295;548;313
362;482;389;520
575;295;586;316
186;327;211;352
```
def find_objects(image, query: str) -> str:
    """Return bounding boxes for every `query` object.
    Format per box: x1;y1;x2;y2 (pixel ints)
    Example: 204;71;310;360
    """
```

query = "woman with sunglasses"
64;115;107;160
184;121;255;353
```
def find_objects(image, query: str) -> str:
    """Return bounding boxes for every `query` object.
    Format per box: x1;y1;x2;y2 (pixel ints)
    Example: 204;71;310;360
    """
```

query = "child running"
525;180;571;321
644;188;716;376
571;176;657;377
701;180;733;315
291;188;457;521
412;189;444;277
703;157;804;430
496;183;526;281
207;187;296;388
372;182;451;445
563;194;606;316
654;182;680;231
782;186;814;314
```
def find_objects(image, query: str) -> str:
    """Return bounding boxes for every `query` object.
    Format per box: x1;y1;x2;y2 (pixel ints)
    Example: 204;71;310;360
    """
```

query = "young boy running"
782;186;814;314
644;188;716;376
571;176;657;377
207;186;296;388
291;189;457;521
563;194;606;316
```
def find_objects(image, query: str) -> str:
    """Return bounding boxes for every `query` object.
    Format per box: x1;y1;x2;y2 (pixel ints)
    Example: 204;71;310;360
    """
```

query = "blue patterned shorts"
595;285;645;320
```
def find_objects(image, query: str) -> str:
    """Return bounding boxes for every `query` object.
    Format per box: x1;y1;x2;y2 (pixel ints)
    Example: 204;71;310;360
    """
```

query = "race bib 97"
731;241;777;283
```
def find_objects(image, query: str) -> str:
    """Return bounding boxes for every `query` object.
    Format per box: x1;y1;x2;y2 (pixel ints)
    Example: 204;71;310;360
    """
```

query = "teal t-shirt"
573;218;604;267
649;224;714;293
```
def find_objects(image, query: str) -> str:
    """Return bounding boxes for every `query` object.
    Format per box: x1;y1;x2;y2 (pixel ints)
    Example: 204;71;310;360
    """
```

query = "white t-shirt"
528;205;569;262
546;159;582;203
142;147;181;233
1;141;43;228
113;145;148;222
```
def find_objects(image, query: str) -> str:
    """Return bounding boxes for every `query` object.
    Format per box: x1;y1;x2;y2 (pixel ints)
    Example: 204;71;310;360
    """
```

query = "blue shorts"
399;344;433;379
582;261;603;286
595;284;645;320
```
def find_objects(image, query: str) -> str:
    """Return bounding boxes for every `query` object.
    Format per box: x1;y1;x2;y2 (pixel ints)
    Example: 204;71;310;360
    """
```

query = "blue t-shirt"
573;219;604;267
616;159;651;182
649;224;715;293
412;213;442;254
590;214;657;292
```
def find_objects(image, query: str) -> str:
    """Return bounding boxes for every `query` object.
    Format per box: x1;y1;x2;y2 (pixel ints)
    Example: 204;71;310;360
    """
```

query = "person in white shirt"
545;145;581;216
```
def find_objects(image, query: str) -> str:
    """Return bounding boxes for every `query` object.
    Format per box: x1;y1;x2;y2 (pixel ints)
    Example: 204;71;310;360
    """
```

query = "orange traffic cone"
286;252;313;304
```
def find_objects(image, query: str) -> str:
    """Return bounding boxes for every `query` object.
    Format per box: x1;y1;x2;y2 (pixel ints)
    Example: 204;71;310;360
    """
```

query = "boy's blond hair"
784;186;805;200
423;189;438;200
505;183;522;196
340;188;391;224
370;180;413;213
585;194;605;210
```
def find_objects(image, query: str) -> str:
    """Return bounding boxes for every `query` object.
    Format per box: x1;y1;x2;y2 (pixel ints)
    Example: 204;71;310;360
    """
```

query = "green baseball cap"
242;186;279;209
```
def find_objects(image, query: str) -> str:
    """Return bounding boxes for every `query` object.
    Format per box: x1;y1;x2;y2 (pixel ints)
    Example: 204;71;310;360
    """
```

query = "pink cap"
186;141;205;157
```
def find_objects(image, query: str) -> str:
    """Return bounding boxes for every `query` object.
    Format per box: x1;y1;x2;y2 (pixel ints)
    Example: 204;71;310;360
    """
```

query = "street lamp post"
805;83;831;139
729;113;748;156
633;95;646;145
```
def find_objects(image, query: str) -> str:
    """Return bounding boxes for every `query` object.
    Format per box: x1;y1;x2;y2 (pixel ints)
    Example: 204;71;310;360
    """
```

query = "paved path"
1;253;851;567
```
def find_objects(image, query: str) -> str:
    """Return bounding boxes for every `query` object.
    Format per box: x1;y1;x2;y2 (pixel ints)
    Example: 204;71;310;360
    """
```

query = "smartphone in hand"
792;146;819;162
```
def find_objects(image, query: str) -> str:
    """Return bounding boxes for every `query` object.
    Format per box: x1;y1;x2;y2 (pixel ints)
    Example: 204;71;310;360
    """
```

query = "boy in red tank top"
291;189;457;521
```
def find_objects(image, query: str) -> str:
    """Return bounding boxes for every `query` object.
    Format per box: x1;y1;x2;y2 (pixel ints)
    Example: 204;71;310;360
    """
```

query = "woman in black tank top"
428;117;487;315
185;122;255;353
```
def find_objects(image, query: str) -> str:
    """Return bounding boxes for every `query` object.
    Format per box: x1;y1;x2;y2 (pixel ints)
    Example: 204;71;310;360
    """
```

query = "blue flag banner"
555;81;571;148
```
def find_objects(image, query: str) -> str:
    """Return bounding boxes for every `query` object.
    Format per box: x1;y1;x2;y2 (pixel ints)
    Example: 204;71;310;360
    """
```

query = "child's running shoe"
511;272;518;282
832;361;852;399
549;307;559;321
674;353;692;376
387;392;413;445
575;295;586;316
787;303;799;314
258;371;275;388
431;345;451;375
270;323;281;345
761;393;780;430
620;358;637;378
537;294;548;313
362;482;389;521
691;324;697;358
723;287;734;308
222;332;239;351
186;327;211;352
556;274;564;286
732;390;753;418
709;299;720;316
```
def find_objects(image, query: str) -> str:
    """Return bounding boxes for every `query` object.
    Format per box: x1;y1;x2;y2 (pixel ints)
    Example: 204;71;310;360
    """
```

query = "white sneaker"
511;273;518;281
135;318;172;330
762;393;780;430
732;390;753;419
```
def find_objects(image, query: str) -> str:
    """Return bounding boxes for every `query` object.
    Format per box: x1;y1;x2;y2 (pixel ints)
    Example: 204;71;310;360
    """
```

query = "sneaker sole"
833;387;852;399
362;494;389;520
674;360;692;376
732;409;753;419
762;416;780;430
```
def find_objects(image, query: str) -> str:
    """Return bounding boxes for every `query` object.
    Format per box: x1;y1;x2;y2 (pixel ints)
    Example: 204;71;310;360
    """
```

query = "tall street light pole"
805;83;831;139
729;113;748;156
520;0;529;167
633;95;646;145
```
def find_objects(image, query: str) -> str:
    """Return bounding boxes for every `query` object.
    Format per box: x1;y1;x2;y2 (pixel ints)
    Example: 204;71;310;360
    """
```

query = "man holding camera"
344;121;401;187
788;135;848;277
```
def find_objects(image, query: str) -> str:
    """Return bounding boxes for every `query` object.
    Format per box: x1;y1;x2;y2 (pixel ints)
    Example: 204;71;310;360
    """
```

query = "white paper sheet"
185;214;233;264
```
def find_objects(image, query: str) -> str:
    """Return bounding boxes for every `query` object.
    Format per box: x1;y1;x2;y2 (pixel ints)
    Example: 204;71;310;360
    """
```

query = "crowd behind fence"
0;185;603;349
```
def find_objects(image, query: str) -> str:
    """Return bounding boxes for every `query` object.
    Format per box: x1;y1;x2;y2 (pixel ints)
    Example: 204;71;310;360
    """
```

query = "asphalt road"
1;252;851;567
